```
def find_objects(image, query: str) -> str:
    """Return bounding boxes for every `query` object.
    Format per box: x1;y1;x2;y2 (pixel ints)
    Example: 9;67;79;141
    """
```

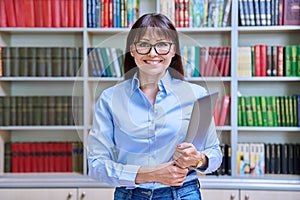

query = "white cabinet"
240;190;300;200
201;189;239;200
78;188;115;200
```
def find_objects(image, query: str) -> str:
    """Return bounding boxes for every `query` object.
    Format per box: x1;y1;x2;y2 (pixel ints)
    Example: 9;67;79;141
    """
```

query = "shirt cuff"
119;164;141;186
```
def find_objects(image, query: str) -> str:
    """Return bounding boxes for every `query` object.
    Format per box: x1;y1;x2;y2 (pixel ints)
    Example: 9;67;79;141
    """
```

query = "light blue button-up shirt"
88;70;222;189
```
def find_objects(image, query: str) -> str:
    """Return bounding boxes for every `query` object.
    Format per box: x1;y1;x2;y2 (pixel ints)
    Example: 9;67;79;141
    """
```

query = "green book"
51;47;62;77
280;96;286;126
251;46;255;76
266;96;274;126
19;47;28;76
61;47;68;77
4;142;11;172
290;45;297;76
251;96;258;126
62;96;69;126
238;96;243;126
33;96;41;126
3;47;11;77
240;96;248;126
67;47;75;77
255;96;263;126
28;47;37;77
16;96;23;126
27;96;34;125
41;96;48;126
10;96;17;126
36;47;46;77
193;46;200;77
284;46;291;76
22;96;28;126
0;97;3;126
271;96;278;127
292;95;297;126
55;96;63;125
100;47;112;77
297;45;300;76
284;96;290;126
260;96;268;126
245;96;254;126
275;96;281;126
10;47;19;77
45;48;52;77
288;96;294;126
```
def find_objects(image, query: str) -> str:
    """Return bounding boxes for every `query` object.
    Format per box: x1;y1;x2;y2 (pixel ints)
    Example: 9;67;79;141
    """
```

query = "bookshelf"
0;0;300;192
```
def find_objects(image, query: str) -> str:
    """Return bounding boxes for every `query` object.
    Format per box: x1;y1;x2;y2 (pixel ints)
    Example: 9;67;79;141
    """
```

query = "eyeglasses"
134;41;174;55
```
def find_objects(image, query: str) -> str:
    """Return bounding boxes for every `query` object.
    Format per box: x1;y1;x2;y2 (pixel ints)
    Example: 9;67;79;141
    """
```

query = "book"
0;0;7;27
218;95;230;126
283;0;300;25
237;47;252;77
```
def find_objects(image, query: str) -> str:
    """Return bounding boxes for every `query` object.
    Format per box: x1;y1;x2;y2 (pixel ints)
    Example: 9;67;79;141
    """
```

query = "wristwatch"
195;153;205;168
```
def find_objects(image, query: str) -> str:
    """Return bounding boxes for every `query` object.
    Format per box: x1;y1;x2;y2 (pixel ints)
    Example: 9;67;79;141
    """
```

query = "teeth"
146;60;160;64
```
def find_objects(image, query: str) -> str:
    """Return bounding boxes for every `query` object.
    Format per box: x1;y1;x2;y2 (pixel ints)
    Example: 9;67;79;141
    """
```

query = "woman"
88;13;222;200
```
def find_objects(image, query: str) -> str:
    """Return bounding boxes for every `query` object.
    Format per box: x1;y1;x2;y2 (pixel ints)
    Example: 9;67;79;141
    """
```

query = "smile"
144;60;162;64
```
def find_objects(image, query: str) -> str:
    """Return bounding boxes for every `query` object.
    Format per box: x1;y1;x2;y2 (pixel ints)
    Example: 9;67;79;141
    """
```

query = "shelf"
0;77;84;82
186;77;232;82
237;77;300;82
238;26;300;32
0;28;84;33
0;126;84;131
238;127;300;132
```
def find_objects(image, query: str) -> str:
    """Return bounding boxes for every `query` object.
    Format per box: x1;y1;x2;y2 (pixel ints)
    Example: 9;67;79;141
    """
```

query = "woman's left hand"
173;142;201;169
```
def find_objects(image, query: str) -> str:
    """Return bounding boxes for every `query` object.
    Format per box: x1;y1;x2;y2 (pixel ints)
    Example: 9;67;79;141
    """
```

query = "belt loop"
127;189;133;200
171;187;179;200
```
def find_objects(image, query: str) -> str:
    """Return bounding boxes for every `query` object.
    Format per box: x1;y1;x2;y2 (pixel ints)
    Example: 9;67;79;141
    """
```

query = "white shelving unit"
0;0;299;191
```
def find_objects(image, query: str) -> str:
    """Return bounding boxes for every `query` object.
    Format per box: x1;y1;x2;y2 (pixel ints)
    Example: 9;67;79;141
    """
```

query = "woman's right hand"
135;161;189;186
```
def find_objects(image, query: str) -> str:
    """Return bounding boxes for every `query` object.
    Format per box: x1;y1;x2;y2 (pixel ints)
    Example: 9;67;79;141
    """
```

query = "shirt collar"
130;70;173;95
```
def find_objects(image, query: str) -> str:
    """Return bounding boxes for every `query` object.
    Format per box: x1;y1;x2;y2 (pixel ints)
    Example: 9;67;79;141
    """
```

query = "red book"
214;95;221;125
36;142;44;172
25;0;35;27
283;0;300;25
60;0;68;27
213;47;223;76
48;142;55;172
219;47;227;76
34;0;43;27
79;0;83;27
43;142;50;172
0;0;7;27
42;0;52;27
218;96;230;126
14;0;25;27
68;0;75;27
254;45;261;76
31;143;38;172
62;142;68;172
23;142;31;172
175;0;180;27
4;0;16;27
183;0;189;27
67;142;73;172
11;143;19;172
205;47;215;76
200;47;206;77
74;0;80;27
223;47;231;77
260;44;267;76
51;0;61;27
277;46;284;76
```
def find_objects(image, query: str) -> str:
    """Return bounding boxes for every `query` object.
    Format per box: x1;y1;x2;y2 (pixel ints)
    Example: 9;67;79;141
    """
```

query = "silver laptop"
185;92;219;148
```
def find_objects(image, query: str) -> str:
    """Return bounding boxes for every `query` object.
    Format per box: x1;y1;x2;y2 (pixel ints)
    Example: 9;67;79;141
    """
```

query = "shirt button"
147;191;151;196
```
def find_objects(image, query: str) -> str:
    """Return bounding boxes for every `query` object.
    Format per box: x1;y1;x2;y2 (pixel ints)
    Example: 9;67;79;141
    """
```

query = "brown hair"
123;13;184;79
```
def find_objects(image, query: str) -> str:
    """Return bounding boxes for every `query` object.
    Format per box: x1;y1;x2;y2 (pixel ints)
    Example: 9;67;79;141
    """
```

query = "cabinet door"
201;189;239;200
241;190;300;200
78;188;115;200
0;188;77;200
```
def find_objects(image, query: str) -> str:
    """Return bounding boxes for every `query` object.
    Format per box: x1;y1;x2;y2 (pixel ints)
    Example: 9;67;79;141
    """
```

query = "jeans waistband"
116;179;200;199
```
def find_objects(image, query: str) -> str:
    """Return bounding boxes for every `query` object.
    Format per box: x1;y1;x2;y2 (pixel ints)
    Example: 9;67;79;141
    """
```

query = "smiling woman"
88;13;222;200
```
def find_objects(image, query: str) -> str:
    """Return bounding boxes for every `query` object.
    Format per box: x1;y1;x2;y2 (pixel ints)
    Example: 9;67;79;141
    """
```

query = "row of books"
0;96;83;126
0;0;83;28
161;0;232;28
238;0;300;26
237;45;300;77
88;47;124;77
238;95;300;127
0;47;83;77
87;0;140;28
4;142;83;173
237;143;300;175
208;143;232;176
181;46;231;77
214;95;230;126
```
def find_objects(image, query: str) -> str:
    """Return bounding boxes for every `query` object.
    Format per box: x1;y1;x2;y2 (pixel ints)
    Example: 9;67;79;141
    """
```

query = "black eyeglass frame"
133;42;175;55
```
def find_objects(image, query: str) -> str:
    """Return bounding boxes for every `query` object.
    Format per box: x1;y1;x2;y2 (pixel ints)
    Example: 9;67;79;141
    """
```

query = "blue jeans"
114;179;201;200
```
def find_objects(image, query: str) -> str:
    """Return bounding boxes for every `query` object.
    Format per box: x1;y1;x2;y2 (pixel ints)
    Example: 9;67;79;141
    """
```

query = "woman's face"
130;30;176;77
